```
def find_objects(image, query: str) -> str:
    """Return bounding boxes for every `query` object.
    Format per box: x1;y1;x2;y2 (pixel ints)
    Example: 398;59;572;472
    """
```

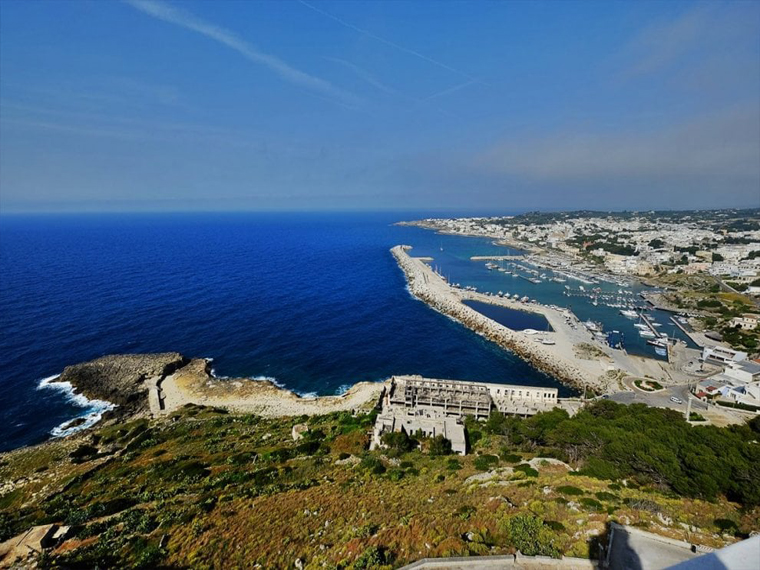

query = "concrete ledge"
400;553;597;569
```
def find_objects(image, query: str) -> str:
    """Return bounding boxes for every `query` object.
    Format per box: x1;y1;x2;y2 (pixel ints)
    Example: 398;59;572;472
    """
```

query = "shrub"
381;430;415;453
473;454;499;471
580;497;604;512
595;491;619;502
556;485;584;496
468;430;483;447
714;519;739;534
296;440;321;456
353;546;389;569
359;455;386;475
501;514;560;558
446;458;462;471
544;520;565;532
514;464;538;478
69;445;98;461
456;505;476;520
387;468;405;482
501;453;522;464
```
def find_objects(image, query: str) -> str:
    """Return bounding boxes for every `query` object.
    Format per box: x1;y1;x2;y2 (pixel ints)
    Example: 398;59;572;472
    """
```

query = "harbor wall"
392;246;592;391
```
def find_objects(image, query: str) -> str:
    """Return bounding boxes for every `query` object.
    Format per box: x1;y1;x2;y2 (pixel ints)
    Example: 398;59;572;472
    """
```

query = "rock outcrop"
55;353;189;416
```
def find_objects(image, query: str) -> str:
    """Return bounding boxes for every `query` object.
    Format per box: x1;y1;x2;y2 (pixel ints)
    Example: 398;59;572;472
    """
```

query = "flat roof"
732;360;760;374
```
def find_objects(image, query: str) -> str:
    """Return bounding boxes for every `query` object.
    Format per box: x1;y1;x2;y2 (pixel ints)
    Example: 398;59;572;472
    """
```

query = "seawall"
392;245;610;392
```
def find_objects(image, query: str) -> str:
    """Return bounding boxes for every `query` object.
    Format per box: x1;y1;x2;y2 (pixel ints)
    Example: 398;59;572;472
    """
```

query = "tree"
712;253;724;262
428;434;452;456
381;429;415;452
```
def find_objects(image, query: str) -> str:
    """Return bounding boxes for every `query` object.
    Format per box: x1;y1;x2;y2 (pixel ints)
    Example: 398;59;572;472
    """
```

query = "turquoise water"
414;239;695;357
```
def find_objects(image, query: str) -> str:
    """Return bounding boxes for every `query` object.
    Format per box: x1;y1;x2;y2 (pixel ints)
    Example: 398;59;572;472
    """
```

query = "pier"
669;316;711;348
471;255;524;261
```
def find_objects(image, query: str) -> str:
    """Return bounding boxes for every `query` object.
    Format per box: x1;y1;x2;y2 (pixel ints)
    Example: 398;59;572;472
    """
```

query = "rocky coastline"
53;352;189;418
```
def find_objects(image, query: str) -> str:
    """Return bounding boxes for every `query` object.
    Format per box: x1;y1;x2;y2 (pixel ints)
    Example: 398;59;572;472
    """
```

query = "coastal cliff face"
55;353;188;416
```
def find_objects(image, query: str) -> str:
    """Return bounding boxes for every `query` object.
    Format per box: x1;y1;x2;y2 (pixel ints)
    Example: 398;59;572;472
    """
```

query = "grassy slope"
1;405;757;569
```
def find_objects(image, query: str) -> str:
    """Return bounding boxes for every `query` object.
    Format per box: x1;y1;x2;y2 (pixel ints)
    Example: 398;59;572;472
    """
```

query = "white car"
670;396;683;404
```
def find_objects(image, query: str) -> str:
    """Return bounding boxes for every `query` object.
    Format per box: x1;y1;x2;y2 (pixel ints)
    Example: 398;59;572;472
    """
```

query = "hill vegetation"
1;401;758;568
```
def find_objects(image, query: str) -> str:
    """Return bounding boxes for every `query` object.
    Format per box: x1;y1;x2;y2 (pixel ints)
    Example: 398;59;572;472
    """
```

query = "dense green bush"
500;453;522;463
428;434;452;456
381;430;415;453
514;464;538;478
556;485;584;496
519;401;760;506
501;514;560;557
473;454;499;471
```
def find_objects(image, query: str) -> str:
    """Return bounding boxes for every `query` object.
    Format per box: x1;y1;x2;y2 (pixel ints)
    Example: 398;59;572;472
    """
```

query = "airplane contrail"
125;0;362;108
299;0;482;84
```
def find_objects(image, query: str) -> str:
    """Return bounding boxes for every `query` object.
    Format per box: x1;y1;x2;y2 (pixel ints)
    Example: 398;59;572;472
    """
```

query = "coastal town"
405;209;760;288
402;211;759;356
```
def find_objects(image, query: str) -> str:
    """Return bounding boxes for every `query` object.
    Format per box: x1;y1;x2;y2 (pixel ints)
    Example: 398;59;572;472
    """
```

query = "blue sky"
1;0;758;213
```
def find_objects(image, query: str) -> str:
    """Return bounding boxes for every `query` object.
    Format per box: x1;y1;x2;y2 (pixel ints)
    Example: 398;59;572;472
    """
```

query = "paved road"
607;526;703;570
607;380;708;414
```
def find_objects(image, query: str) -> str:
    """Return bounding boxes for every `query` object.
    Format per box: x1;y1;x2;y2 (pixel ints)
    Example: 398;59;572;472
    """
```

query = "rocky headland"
53;352;189;417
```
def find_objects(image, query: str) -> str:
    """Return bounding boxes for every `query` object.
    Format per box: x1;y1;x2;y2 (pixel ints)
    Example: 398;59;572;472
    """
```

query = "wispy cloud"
423;80;477;101
474;105;759;182
299;0;481;83
124;0;361;107
323;57;398;96
620;2;760;82
623;4;712;77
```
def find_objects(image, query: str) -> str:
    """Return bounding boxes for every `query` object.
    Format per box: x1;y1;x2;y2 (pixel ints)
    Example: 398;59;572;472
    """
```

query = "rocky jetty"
391;245;594;391
54;353;188;417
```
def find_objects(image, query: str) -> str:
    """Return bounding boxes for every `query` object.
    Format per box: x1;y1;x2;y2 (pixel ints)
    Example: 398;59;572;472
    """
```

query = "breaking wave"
37;374;116;438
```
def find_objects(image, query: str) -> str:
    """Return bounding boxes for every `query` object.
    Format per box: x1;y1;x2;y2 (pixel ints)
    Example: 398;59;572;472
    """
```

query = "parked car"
670;396;683;404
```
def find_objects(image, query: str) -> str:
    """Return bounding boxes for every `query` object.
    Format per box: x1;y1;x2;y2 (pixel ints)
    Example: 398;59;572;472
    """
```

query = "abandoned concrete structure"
371;376;561;455
372;408;467;455
388;376;494;419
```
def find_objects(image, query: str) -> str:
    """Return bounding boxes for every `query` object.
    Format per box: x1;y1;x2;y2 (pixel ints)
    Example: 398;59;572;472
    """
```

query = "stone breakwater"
392;245;598;391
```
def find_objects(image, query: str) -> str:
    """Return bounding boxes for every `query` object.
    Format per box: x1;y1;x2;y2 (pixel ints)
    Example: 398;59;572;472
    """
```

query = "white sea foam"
335;384;352;396
253;375;284;387
37;374;116;438
296;391;318;399
248;375;316;398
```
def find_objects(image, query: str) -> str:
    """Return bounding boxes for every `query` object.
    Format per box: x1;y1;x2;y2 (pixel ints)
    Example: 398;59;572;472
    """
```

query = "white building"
724;360;760;383
729;314;759;331
702;345;748;364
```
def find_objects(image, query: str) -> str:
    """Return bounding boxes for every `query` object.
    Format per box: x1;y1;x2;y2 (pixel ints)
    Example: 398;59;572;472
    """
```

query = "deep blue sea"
0;212;569;452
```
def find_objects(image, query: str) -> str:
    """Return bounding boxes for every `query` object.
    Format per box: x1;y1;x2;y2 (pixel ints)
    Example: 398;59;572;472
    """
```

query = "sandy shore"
392;245;686;393
153;358;386;417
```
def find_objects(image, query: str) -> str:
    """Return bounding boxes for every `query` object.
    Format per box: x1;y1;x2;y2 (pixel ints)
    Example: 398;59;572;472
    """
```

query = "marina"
413;242;697;361
393;245;698;393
